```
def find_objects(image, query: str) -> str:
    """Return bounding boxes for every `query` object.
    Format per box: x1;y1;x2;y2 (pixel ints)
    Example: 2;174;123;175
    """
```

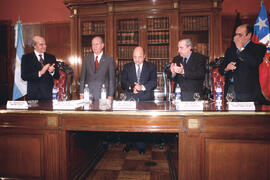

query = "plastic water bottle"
101;84;106;100
175;84;181;102
215;83;222;110
84;84;90;102
52;85;58;102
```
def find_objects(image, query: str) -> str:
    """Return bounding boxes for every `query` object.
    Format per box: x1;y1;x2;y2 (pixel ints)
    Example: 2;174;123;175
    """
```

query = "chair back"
53;61;74;100
211;67;225;101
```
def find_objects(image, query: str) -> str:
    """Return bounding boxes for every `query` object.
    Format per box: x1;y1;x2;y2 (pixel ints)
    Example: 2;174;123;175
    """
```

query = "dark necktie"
95;56;99;72
39;54;44;66
137;65;141;83
183;58;187;67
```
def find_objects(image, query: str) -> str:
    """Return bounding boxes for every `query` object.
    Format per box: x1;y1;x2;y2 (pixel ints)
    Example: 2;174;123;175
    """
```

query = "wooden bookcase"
115;15;173;74
81;20;106;57
64;0;223;95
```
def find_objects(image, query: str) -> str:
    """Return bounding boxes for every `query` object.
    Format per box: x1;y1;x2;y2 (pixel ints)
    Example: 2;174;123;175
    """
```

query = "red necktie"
95;56;99;72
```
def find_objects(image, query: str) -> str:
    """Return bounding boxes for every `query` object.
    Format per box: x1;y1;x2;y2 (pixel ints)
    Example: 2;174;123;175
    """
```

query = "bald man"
121;46;157;101
21;36;59;100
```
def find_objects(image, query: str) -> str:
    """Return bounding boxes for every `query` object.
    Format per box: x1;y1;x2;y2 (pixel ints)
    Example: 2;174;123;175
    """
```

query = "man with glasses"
219;24;267;103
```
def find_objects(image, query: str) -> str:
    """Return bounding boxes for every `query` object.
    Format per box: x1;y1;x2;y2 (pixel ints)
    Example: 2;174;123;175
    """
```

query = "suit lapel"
89;54;95;72
140;61;147;81
131;62;137;82
186;52;194;66
96;54;107;73
32;52;43;69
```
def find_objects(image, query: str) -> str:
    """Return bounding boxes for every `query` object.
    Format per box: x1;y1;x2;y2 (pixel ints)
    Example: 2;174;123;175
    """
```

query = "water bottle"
52;84;58;102
175;83;181;102
101;84;106;100
215;83;222;110
84;84;90;102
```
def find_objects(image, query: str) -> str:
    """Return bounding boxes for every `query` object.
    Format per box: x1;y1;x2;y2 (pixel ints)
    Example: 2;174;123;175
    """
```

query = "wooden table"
0;101;270;180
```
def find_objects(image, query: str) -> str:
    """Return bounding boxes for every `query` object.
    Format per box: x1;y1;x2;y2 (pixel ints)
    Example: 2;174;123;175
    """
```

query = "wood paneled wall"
221;14;258;56
5;22;71;102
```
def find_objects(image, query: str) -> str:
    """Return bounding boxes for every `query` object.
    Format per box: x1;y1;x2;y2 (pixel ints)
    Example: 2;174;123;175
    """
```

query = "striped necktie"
137;65;141;83
39;54;44;66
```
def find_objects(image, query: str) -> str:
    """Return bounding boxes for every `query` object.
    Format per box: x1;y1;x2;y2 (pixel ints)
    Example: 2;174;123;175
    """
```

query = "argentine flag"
12;20;27;100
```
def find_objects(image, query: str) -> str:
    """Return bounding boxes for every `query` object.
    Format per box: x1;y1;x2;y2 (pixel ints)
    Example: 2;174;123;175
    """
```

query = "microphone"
162;63;171;71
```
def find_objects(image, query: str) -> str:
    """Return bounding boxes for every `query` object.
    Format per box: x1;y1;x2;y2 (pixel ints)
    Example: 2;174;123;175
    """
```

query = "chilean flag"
252;2;270;101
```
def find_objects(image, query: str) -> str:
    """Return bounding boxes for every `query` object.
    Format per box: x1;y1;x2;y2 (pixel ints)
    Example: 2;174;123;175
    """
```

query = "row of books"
82;47;93;57
193;43;208;56
82;22;105;35
117;32;139;45
182;16;208;31
148;59;169;72
147;17;169;30
148;31;169;44
117;46;137;59
148;45;169;59
117;58;169;73
117;59;132;73
118;19;139;31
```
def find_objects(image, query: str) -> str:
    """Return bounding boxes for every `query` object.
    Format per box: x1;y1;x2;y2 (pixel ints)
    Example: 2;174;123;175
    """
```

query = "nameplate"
6;101;28;109
113;101;136;110
53;100;84;110
227;102;255;111
175;101;204;111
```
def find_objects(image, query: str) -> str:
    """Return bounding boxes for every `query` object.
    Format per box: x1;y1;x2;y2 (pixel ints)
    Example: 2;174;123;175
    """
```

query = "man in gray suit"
80;36;115;101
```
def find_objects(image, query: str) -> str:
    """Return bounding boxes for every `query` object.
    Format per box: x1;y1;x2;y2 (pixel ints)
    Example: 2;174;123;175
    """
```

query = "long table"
0;101;270;180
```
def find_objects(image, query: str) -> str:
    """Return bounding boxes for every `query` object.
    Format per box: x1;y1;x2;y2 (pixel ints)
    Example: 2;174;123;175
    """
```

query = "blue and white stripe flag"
12;20;27;100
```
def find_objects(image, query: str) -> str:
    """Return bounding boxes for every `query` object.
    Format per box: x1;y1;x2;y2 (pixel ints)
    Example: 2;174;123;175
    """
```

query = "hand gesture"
48;63;55;73
39;64;50;76
174;63;184;74
133;82;142;94
225;62;237;72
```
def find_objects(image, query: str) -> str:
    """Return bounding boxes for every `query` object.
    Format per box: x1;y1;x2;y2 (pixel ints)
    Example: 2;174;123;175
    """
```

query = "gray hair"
180;38;193;48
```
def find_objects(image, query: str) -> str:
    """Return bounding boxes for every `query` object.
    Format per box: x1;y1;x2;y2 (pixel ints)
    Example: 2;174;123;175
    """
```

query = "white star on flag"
254;17;268;31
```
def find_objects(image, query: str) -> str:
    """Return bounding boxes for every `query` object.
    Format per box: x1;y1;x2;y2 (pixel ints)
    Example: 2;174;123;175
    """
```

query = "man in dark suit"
21;36;59;100
219;24;267;103
80;36;115;101
121;46;157;154
168;39;207;101
121;46;157;101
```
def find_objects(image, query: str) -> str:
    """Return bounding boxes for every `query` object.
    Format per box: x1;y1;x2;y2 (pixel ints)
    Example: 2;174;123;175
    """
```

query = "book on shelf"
117;32;138;44
148;45;169;59
182;16;208;32
147;17;169;30
82;21;105;35
194;43;208;56
118;19;138;31
148;31;169;44
148;59;169;72
117;46;137;59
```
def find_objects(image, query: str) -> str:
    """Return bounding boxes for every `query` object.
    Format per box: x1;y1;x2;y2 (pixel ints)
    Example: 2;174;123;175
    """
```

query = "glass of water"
193;93;200;101
226;93;234;102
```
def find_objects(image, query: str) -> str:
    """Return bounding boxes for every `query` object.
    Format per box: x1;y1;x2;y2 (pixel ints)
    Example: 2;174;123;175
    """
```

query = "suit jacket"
80;53;115;101
219;41;266;102
121;61;157;101
21;52;59;100
168;51;207;99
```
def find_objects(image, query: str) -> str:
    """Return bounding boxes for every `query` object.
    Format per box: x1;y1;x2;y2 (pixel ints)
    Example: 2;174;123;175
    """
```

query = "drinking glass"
193;93;200;101
226;93;234;102
89;93;93;104
119;93;126;101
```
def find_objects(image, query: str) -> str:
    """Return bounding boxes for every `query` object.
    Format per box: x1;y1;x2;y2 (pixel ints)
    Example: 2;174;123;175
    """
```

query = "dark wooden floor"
86;143;171;180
